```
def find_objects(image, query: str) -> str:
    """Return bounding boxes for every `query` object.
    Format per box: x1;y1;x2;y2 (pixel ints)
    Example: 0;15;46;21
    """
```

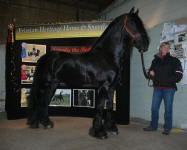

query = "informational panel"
160;18;187;85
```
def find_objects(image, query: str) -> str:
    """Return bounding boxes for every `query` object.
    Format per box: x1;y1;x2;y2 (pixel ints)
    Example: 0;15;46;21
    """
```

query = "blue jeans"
149;88;176;131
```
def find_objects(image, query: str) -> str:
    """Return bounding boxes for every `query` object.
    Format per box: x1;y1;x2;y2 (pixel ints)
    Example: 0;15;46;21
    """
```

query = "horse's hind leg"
104;89;118;135
27;81;57;129
39;82;57;128
27;88;41;128
27;102;40;128
89;86;108;139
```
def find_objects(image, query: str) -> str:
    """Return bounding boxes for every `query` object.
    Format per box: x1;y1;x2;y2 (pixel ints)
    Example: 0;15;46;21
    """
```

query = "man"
143;42;183;135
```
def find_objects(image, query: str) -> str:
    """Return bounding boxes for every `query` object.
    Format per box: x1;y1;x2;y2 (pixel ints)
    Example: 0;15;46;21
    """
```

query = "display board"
160;17;187;85
5;22;130;125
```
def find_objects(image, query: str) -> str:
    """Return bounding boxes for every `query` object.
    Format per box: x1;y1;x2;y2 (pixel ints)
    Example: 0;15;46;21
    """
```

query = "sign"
51;46;92;53
16;21;111;40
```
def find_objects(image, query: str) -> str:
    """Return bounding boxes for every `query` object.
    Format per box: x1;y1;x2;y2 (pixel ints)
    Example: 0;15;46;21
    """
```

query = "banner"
16;21;111;40
51;46;92;53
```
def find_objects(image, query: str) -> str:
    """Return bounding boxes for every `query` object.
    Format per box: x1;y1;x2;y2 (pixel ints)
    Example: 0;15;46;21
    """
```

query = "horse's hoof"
106;127;118;136
89;127;108;139
107;131;119;136
44;124;54;129
44;123;54;129
40;121;54;129
29;123;39;129
104;124;118;136
27;120;39;129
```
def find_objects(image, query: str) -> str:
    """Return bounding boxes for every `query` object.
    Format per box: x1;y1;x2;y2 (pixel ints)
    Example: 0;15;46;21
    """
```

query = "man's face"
160;44;170;55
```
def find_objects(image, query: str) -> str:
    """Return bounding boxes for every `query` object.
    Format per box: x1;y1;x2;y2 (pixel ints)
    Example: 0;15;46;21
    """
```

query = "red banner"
51;46;92;53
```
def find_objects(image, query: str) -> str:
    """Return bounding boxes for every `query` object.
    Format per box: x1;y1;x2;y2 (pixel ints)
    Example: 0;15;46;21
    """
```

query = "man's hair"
159;42;170;50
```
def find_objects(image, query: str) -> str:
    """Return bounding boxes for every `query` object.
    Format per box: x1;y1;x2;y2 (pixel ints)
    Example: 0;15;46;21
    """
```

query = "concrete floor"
0;113;187;150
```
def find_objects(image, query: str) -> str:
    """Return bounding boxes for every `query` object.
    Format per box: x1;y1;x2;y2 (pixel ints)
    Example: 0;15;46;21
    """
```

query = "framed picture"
21;43;46;63
21;64;36;84
168;40;175;56
174;32;187;45
174;44;185;58
73;89;95;108
50;89;71;107
21;88;31;107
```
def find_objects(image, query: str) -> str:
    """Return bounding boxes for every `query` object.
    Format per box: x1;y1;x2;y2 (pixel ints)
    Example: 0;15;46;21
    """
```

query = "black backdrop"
5;37;130;125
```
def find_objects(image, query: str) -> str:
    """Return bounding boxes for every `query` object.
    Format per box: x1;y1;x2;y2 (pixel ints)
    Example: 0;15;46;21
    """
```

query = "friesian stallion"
27;7;150;139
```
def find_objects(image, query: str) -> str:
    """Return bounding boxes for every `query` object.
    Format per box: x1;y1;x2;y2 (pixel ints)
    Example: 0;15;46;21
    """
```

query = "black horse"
27;7;149;139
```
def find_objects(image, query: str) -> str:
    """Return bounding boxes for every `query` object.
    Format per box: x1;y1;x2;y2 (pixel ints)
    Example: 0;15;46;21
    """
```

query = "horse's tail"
27;54;51;125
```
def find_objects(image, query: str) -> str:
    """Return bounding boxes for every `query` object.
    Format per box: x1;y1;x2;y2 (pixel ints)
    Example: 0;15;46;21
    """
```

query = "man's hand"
149;70;155;77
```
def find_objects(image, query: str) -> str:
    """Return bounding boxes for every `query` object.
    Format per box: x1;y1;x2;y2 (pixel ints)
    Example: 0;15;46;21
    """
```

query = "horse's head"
121;7;150;52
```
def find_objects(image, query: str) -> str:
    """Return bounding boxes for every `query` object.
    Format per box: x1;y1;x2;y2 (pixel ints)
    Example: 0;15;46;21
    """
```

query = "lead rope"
140;51;153;87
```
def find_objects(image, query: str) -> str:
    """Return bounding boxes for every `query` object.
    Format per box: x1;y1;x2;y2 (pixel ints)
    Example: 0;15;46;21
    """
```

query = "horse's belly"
57;68;99;88
54;57;114;88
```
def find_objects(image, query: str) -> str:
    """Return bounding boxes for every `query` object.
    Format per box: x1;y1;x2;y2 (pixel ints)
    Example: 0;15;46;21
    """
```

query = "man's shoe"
162;129;170;135
143;127;154;131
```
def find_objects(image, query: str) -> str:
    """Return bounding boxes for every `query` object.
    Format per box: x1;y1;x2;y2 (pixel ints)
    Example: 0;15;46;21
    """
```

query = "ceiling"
0;0;116;25
46;0;115;13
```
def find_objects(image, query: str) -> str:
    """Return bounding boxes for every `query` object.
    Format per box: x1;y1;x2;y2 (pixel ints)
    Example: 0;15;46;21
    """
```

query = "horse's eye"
128;21;135;26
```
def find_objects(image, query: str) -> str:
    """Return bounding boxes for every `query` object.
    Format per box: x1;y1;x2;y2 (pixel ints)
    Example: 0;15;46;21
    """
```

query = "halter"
121;16;152;86
121;15;141;44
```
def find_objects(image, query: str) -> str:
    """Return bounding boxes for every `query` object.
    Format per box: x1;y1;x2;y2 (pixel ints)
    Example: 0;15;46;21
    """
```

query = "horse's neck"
91;29;131;68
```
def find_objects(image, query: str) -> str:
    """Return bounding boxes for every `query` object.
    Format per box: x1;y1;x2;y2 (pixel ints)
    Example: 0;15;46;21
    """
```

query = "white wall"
100;0;187;128
101;0;187;29
0;44;5;100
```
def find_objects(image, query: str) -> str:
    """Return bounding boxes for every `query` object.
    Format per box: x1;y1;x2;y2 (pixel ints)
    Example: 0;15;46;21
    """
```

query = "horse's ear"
135;9;139;15
129;7;135;14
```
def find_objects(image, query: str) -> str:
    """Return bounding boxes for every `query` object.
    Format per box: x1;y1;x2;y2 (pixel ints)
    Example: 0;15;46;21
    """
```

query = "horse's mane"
90;14;126;51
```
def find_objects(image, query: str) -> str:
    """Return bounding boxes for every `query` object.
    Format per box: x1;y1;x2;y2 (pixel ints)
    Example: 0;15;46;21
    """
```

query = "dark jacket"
149;52;183;90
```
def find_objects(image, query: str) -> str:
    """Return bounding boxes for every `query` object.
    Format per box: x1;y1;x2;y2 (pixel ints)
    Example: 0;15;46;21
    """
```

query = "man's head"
159;42;170;55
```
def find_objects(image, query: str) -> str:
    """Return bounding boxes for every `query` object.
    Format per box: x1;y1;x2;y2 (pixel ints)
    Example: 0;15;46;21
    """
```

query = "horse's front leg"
89;87;108;139
39;82;57;128
104;89;118;136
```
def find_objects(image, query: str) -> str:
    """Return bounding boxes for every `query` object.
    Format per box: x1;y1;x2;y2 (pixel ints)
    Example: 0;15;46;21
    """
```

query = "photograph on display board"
168;40;176;56
174;32;187;45
21;64;36;84
50;89;71;107
21;88;31;107
174;44;185;58
168;40;175;50
178;33;187;43
73;89;95;108
21;42;46;63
